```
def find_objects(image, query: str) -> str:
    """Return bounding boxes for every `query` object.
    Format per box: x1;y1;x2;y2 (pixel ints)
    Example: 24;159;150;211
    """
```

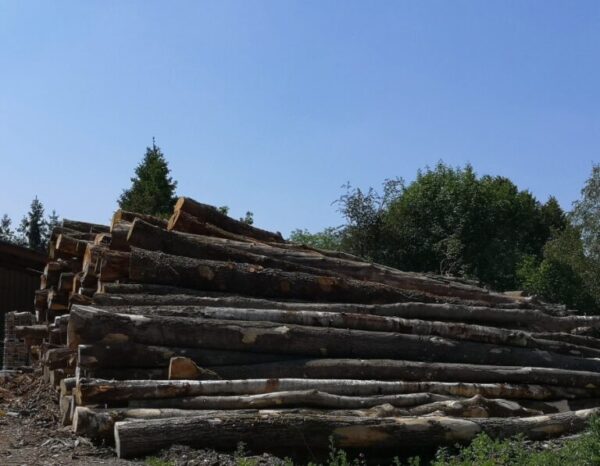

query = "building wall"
0;265;40;367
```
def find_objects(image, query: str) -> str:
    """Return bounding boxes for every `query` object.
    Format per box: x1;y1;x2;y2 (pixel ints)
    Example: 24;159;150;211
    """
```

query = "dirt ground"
0;370;288;466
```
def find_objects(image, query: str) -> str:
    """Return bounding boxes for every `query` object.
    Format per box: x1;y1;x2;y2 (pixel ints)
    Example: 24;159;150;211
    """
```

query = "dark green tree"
118;140;178;217
0;214;17;244
17;197;48;252
289;227;343;251
334;163;566;290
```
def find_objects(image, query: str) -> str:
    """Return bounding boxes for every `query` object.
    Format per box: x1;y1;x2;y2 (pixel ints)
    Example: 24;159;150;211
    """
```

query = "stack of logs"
13;197;600;459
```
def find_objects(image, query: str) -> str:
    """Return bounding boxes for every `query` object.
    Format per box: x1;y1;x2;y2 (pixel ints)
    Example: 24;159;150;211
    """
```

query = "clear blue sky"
0;1;598;236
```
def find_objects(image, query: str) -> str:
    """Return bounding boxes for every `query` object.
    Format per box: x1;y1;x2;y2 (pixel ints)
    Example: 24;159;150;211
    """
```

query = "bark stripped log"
91;292;593;333
205;358;600;390
112;210;168;230
113;407;600;458
129;248;422;304
168;210;262;242
67;306;600;372
126;390;451;410
83;304;600;358
171;197;284;243
74;378;596;405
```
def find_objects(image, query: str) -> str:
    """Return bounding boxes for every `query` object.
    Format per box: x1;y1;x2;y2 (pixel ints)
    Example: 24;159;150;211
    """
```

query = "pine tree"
118;139;178;217
0;214;16;244
17;197;48;251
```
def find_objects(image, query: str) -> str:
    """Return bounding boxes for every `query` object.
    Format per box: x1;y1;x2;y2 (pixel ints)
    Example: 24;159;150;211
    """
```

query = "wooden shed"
0;241;45;366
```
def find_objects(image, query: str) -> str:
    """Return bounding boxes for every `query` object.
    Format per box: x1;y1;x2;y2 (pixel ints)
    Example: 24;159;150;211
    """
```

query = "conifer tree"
18;197;48;251
0;214;16;244
118;139;178;217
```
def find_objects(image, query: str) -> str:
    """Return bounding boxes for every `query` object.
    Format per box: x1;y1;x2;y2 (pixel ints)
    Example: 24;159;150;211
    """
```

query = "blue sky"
0;1;598;236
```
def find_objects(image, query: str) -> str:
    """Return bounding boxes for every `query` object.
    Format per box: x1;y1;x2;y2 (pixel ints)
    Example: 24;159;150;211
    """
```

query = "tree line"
2;141;597;314
291;163;600;314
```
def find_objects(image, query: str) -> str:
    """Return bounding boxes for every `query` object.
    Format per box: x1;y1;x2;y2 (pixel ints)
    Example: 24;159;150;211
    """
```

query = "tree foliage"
289;227;344;251
1;199;59;251
118;140;178;217
333;163;565;290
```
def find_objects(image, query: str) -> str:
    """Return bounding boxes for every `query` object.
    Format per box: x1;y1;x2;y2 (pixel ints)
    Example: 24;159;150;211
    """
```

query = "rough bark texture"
67;306;600;372
129;248;423;304
172;197;285;243
114;408;600;458
74;378;596;405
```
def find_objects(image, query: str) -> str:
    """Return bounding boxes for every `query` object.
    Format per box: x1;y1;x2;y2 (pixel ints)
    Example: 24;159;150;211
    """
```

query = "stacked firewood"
14;197;600;459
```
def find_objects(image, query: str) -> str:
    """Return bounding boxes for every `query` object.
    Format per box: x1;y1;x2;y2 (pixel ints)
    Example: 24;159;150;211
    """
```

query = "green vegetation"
118;139;178;217
291;162;600;313
0;197;59;252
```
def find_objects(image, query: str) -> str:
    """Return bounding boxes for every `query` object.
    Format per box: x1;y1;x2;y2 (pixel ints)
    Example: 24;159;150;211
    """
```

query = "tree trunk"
125;390;451;410
77;342;300;369
82;304;600;358
67;306;600;372
129;248;422;304
55;235;90;259
90;293;589;333
62;219;109;234
109;221;131;252
113;407;600;458
74;377;596;405
148;217;520;306
129;219;350;279
168;210;264;243
112;210;168;230
205;358;600;390
172;197;285;243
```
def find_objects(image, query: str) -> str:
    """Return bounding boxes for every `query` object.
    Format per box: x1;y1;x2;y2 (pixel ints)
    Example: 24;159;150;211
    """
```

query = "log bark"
97;249;130;282
15;324;47;339
142;218;518;306
90;293;588;332
109;221;131;252
77;343;299;369
113;407;600;458
127;390;451;410
172;197;284;243
128;248;428;304
74;377;596;405
168;210;262;242
84;304;600;358
99;283;214;296
128;219;350;279
62;219;109;234
67;306;600;372
206;358;600;390
78;367;168;380
56;234;90;259
112;210;168;230
75;398;539;443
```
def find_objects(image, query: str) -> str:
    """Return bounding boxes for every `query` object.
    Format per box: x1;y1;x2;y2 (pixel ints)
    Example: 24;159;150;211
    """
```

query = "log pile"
13;197;600;460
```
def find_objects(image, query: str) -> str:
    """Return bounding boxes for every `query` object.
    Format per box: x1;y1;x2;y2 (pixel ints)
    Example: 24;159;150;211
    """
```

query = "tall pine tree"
18;197;48;251
118;139;178;217
0;214;17;244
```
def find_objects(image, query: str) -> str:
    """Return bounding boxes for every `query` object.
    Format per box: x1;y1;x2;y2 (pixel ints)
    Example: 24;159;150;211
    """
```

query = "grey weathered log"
128;248;421;304
78;343;299;369
207;358;600;390
113;407;600;458
127;390;451;410
81;304;600;358
91;293;591;333
62;219;109;234
67;306;600;372
74;377;596;405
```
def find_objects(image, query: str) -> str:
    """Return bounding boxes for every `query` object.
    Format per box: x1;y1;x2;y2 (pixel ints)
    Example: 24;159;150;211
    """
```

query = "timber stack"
12;197;600;460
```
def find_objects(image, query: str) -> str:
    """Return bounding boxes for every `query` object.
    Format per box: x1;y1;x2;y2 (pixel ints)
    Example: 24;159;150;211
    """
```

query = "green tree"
289;227;343;251
335;163;565;290
17;197;48;252
572;164;600;262
118;139;178;217
0;214;17;244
